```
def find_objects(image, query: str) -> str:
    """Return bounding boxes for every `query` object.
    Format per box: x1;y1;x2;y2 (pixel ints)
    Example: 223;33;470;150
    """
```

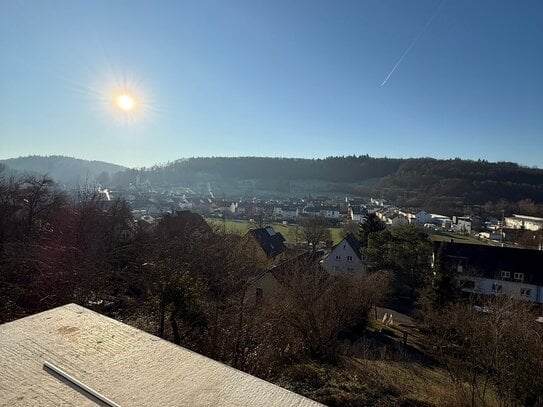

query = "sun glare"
116;94;136;111
97;72;153;125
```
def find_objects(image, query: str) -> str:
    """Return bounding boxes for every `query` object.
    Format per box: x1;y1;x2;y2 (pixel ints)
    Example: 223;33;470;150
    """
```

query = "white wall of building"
457;276;543;303
323;240;364;274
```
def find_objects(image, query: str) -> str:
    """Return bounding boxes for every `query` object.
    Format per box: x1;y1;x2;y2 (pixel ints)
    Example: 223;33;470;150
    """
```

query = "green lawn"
429;230;492;245
206;218;344;244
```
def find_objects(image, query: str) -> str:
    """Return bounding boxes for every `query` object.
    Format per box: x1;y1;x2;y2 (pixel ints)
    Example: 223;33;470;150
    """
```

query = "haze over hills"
0;155;126;185
2;154;543;215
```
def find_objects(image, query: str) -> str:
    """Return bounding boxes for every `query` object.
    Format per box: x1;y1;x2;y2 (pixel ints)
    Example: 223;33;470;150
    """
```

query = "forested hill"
3;155;542;214
113;156;543;214
131;156;404;183
0;155;126;185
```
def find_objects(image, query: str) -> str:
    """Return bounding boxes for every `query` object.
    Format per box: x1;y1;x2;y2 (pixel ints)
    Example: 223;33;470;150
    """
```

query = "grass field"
207;218;495;248
428;230;492;245
206;218;344;244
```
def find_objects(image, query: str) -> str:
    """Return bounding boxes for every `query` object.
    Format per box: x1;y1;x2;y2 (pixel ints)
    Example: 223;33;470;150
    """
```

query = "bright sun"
116;94;136;111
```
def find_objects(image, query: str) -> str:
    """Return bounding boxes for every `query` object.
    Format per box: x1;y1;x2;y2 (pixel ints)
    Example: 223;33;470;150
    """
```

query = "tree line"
110;156;543;215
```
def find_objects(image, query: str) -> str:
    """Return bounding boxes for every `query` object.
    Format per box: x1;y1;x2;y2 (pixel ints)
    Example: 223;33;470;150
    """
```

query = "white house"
389;214;409;227
414;210;432;224
505;214;543;232
457;276;541;303
349;207;365;222
303;206;321;216
434;241;543;304
370;198;388;207
322;233;365;274
430;214;451;229
320;206;341;219
178;199;193;210
273;206;299;220
452;216;472;234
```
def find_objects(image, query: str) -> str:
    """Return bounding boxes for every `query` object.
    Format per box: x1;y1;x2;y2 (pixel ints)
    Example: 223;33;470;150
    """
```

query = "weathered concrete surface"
0;304;322;406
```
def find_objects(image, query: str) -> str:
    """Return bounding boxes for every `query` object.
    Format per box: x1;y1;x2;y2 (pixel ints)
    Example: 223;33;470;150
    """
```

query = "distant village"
89;178;543;306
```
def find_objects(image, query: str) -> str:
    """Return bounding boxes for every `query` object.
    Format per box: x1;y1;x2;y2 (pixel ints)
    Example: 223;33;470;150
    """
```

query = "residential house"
212;200;237;214
303;205;322;216
148;203;166;217
322;233;364;274
414;210;432;224
370;197;387;206
154;210;212;238
451;216;472;234
178;197;193;210
505;214;543;232
273;205;299;220
433;241;543;303
389;213;409;227
246;227;288;259
248;250;326;301
349;206;366;222
320;205;341;219
430;214;451;229
397;210;416;223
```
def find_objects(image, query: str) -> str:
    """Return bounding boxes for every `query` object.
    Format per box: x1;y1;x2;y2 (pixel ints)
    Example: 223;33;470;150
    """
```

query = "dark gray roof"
332;233;362;259
248;227;287;257
434;241;543;285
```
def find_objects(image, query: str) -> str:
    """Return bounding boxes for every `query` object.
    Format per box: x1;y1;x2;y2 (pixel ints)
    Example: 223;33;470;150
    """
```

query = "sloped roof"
0;304;321;407
328;233;362;260
248;227;287;257
344;233;362;258
434;241;543;285
172;210;212;233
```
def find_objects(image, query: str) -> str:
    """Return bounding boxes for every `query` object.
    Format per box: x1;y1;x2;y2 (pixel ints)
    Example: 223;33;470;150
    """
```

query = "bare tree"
342;220;359;237
296;215;331;252
273;260;392;361
423;296;543;407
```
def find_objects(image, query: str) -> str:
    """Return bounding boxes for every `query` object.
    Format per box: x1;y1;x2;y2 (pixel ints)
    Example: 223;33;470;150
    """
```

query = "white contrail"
381;0;446;87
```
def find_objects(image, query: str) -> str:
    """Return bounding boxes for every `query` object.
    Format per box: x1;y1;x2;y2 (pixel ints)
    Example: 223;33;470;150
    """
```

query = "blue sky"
1;0;542;168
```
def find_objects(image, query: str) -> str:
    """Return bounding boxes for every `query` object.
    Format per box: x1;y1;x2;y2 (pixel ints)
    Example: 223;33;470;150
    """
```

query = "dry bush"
271;263;393;362
423;296;543;407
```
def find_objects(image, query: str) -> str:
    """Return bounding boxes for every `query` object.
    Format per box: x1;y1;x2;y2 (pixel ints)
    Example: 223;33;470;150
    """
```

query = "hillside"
0;155;126;185
111;156;543;214
2;155;542;216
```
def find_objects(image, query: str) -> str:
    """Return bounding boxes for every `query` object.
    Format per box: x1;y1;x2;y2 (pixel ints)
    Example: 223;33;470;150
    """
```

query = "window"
347;255;353;262
514;272;524;281
520;288;532;296
335;255;341;261
457;265;463;273
500;271;510;279
492;284;502;293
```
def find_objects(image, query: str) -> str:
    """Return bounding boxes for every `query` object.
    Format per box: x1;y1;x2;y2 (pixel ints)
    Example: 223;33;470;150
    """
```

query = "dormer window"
500;271;510;279
514;272;524;282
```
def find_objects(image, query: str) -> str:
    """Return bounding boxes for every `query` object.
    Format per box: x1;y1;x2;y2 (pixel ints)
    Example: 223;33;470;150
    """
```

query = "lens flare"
116;94;136;111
